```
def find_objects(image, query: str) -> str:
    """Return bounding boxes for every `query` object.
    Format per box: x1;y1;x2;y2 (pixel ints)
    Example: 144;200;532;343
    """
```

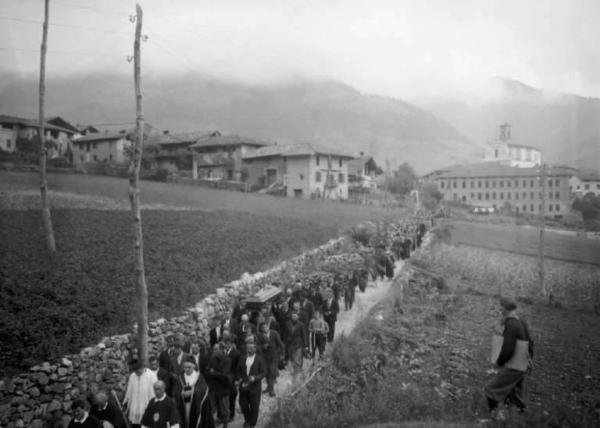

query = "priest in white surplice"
123;359;158;427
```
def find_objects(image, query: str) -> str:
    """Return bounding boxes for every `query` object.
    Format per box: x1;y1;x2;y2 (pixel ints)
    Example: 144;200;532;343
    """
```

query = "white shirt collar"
155;394;166;402
74;412;89;424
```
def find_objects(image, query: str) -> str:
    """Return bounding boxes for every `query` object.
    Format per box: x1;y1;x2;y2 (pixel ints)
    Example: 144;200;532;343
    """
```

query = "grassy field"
268;236;600;427
0;171;400;230
447;220;600;266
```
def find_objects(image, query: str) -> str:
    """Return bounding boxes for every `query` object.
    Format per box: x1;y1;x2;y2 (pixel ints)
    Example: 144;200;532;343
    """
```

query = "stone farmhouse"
242;142;354;199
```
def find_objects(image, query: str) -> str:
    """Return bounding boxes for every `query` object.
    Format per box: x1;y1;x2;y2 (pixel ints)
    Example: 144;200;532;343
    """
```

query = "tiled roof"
347;155;373;169
243;142;355;159
72;130;131;144
576;172;600;181
190;134;269;149
150;130;220;145
0;114;75;134
430;161;575;179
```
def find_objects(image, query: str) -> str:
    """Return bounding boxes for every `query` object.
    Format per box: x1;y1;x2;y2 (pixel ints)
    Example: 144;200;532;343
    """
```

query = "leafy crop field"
415;242;600;311
447;220;600;266
0;208;339;376
268;240;600;427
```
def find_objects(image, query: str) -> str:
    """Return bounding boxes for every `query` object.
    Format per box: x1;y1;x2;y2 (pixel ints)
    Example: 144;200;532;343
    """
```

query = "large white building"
424;124;576;216
483;123;542;168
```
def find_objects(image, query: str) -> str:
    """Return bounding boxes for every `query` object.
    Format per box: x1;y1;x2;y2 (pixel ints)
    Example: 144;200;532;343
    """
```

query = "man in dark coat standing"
90;391;126;428
149;356;175;398
206;344;232;427
235;341;266;428
322;289;340;343
256;322;285;396
140;381;180;428
220;331;240;423
285;311;308;377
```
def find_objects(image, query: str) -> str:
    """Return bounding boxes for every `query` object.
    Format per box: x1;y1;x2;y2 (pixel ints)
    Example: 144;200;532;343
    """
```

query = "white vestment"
123;368;157;424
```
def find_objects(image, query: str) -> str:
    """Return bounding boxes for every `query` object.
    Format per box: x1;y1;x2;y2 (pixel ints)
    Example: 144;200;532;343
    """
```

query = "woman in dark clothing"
485;297;534;420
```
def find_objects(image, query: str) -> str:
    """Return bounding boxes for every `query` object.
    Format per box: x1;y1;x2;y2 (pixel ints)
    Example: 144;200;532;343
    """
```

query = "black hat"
499;297;517;311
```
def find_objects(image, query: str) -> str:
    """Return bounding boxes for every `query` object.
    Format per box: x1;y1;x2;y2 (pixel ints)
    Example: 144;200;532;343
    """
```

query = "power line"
51;1;129;17
0;47;129;58
0;15;131;35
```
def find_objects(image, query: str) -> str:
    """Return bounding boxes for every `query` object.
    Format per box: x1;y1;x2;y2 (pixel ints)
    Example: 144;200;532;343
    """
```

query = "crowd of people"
68;270;389;428
64;219;446;428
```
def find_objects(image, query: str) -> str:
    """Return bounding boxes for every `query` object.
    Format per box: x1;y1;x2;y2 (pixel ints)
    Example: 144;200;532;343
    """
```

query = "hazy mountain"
421;77;600;173
0;72;477;173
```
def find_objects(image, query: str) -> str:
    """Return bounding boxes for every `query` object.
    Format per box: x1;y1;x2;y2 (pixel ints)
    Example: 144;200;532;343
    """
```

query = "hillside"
422;78;600;173
0;72;477;173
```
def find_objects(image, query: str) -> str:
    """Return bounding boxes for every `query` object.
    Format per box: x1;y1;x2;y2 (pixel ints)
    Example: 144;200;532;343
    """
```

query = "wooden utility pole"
538;163;547;298
38;0;56;252
130;3;148;366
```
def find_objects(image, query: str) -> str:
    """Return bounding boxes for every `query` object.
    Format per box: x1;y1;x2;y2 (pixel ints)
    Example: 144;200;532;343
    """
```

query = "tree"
38;0;56;252
421;182;443;210
129;3;149;366
385;162;417;195
572;193;600;229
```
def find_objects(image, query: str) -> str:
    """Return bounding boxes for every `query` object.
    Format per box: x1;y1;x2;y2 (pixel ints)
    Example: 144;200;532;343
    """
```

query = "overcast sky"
2;0;599;100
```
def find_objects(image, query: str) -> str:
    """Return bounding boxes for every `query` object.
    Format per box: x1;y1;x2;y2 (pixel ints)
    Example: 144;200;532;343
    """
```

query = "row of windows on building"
315;171;345;183
79;154;113;162
453;191;561;201
315;156;343;168
440;178;561;190
575;183;600;190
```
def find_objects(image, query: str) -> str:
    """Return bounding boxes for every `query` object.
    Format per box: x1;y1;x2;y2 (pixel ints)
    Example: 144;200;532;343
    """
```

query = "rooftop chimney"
499;123;511;141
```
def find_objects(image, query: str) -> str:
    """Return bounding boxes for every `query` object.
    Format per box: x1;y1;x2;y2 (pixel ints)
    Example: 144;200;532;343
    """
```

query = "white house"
243;142;354;199
570;172;600;197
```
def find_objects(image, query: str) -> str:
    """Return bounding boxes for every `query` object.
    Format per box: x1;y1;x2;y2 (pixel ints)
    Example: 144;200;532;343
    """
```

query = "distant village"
1;113;599;216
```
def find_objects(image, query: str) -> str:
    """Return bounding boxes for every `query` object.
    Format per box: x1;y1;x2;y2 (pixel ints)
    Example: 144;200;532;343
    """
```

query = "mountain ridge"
0;72;478;174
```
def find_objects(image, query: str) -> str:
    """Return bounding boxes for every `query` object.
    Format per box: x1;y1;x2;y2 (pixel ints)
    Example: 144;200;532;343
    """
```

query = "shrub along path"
228;264;399;428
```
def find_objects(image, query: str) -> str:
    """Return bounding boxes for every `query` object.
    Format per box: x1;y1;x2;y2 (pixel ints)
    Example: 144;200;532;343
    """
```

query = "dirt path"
228;264;400;428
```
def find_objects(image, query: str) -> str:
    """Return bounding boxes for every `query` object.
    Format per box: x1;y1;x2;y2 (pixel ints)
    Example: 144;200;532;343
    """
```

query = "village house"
189;134;269;181
71;129;133;168
242;142;354;199
0;114;75;158
570;172;600;197
71;124;159;169
150;130;220;173
347;153;379;189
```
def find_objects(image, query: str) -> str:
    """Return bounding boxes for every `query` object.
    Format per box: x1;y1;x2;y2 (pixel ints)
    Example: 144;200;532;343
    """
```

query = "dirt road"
228;265;398;428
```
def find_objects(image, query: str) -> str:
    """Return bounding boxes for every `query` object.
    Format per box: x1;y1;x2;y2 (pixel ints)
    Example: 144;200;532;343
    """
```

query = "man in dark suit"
220;331;241;423
148;356;175;398
209;318;225;348
235;341;266;428
256;322;285;396
89;392;126;428
157;335;176;373
322;289;340;342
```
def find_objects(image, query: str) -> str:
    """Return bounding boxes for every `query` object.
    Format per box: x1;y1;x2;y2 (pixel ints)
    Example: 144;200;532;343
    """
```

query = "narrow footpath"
229;262;400;428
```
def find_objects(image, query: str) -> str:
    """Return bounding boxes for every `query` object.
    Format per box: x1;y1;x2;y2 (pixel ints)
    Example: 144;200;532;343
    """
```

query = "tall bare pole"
538;163;546;297
38;0;56;252
130;3;148;366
